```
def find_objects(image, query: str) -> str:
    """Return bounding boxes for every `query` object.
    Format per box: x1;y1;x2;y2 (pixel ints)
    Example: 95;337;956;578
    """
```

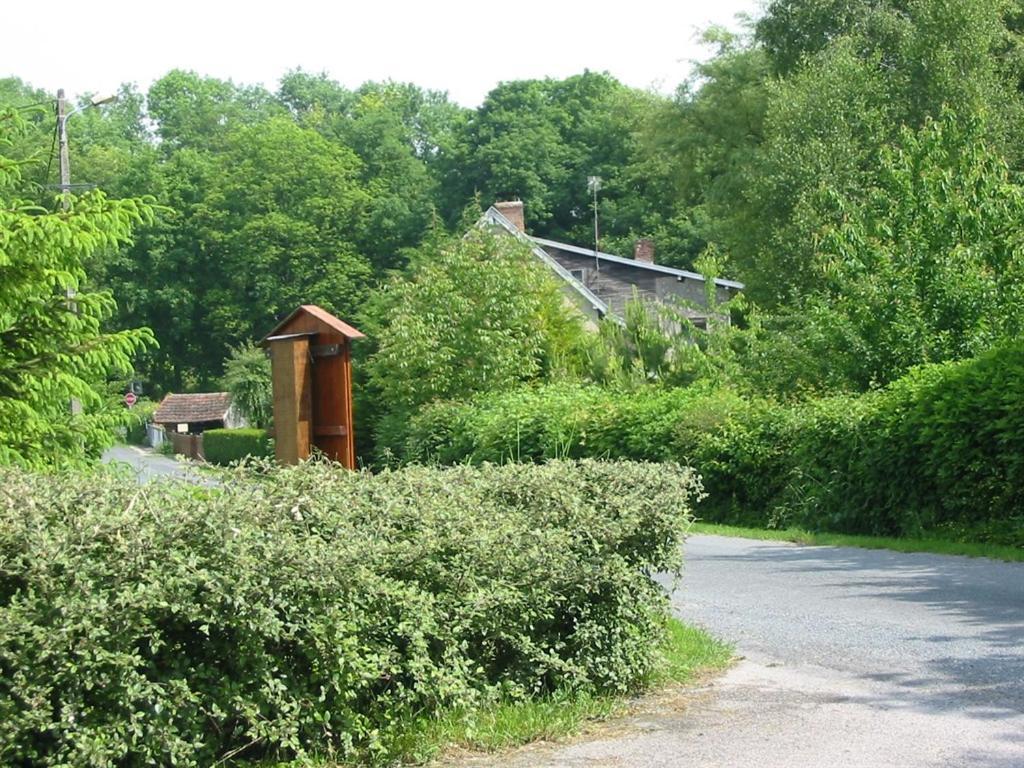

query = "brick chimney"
494;200;525;232
633;238;655;264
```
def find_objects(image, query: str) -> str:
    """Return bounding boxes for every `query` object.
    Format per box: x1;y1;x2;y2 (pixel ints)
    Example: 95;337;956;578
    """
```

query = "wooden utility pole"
57;89;71;212
57;89;82;414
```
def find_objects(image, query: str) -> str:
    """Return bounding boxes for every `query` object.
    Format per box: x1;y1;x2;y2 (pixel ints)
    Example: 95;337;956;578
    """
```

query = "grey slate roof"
480;207;611;317
531;236;745;291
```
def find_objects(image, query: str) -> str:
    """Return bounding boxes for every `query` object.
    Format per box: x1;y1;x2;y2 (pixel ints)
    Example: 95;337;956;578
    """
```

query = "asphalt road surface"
459;534;1024;767
101;444;200;483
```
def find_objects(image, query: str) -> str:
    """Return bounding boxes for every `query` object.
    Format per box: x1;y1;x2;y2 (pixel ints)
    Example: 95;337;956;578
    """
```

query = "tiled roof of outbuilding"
153;392;233;425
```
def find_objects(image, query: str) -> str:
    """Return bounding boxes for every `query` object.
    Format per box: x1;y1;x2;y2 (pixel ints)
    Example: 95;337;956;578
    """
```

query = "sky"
4;0;760;106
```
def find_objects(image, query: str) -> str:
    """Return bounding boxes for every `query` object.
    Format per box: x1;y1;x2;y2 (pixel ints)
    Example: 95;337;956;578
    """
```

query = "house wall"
542;245;731;320
147;423;166;448
153;419;225;435
224;405;248;430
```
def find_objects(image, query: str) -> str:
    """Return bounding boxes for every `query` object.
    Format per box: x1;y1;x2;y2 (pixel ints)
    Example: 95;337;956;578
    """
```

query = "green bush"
401;384;740;466
220;342;273;428
363;226;592;452
124;399;158;445
202;428;273;465
0;459;699;766
681;395;798;528
401;339;1024;544
861;348;1024;537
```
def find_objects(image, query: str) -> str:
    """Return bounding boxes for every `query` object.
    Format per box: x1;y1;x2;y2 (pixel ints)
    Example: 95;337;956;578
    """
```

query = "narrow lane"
464;534;1024;767
676;535;1024;715
101;444;202;483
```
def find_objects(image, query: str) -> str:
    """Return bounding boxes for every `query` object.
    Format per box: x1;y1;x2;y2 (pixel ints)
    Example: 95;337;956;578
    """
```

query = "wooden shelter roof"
261;304;365;344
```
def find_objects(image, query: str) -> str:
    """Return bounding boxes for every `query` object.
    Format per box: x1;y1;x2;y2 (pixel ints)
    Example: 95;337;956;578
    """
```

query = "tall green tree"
140;117;375;389
147;70;283;151
220;341;272;428
808;111;1024;386
641;28;770;268
197;117;373;350
683;0;1024;305
0;109;155;467
69;84;160;201
95;108;377;391
440;72;660;250
364;225;590;450
0;78;54;200
279;73;467;270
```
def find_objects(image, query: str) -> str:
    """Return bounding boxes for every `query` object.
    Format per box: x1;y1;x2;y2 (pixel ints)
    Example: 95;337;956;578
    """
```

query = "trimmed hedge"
0;459;699;766
401;384;743;465
202;427;273;465
401;340;1024;544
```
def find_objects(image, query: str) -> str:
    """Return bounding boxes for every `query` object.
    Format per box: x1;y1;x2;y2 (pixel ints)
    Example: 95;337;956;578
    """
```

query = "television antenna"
587;175;602;271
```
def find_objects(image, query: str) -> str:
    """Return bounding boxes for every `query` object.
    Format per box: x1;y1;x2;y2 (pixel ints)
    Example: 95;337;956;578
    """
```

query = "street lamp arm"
59;93;118;136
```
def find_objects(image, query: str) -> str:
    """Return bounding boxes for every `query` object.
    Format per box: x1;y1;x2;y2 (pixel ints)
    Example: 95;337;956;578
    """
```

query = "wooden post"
262;306;364;468
271;336;312;464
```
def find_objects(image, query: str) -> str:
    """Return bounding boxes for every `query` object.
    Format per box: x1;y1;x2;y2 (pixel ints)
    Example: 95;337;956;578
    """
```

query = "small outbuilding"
261;304;364;468
152;392;244;435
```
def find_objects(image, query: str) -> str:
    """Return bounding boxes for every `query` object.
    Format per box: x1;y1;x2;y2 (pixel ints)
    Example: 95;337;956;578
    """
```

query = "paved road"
101;444;199;483
461;535;1024;767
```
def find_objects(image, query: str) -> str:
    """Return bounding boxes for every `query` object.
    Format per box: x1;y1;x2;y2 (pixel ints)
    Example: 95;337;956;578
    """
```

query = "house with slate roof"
480;201;743;326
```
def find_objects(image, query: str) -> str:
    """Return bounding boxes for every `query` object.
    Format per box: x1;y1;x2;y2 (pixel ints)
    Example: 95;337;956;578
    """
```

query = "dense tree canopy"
809;112;1024;386
7;0;1024;459
437;72;666;251
656;0;1024;308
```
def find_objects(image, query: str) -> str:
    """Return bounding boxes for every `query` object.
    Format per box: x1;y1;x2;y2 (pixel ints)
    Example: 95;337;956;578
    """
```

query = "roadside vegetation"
3;0;1024;764
396;339;1024;547
202;427;273;465
0;460;706;766
388;618;731;764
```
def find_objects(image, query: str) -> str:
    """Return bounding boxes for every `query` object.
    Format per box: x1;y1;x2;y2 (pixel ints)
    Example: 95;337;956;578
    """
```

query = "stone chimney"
494;200;525;232
633;238;655;264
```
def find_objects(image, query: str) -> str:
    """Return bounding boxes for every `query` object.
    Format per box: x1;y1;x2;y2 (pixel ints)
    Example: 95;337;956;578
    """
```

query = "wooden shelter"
261;305;364;468
152;392;240;434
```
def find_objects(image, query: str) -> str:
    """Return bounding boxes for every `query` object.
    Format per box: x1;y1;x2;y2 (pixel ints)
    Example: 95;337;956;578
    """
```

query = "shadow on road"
686;540;1024;721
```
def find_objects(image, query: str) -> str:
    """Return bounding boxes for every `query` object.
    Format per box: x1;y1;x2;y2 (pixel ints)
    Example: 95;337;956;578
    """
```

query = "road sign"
124;392;138;407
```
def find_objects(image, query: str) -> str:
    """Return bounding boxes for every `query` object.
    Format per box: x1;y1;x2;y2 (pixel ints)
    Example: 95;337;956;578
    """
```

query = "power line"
41;109;58;188
13;99;53;111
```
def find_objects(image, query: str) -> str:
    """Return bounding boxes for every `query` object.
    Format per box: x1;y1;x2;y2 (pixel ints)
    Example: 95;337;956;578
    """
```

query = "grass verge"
689;522;1024;562
377;618;732;765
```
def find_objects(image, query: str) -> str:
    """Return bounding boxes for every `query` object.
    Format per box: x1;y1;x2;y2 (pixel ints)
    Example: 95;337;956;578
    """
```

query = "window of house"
691;317;708;331
569;268;587;283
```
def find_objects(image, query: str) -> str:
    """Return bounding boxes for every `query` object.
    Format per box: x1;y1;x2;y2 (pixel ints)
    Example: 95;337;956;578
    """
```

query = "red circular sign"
124;392;138;407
